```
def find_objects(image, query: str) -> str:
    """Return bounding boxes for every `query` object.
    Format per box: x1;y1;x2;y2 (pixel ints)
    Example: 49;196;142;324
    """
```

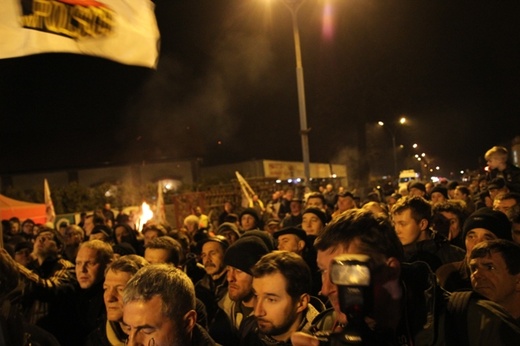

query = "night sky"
1;0;520;180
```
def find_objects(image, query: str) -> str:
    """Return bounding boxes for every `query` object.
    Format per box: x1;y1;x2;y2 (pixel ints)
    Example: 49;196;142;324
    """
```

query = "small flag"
155;180;166;224
44;179;56;224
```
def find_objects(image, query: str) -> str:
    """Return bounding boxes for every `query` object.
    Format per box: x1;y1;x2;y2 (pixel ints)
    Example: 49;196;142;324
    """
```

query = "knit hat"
216;222;241;240
200;235;230;252
273;227;307;240
241;230;276;251
302;207;328;226
462;208;512;241
224;236;269;275
430;185;448;199
239;208;260;227
408;181;426;193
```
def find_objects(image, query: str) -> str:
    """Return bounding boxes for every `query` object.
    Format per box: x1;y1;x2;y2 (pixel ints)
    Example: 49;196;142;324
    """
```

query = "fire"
137;201;154;232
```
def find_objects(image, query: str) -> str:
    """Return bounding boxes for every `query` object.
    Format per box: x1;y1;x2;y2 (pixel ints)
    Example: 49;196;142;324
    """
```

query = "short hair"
66;224;85;240
145;236;182;266
455;185;471;197
314;209;404;262
432;200;468;225
106;255;149;275
123;264;196;334
470;239;520;275
306;192;326;205
485;146;508;161
391;195;432;225
79;239;114;265
142;224;167;237
252;251;311;300
495;192;520;205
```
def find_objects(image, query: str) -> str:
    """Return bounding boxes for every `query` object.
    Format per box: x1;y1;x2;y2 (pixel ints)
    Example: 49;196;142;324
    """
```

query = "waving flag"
1;0;160;68
44;179;56;224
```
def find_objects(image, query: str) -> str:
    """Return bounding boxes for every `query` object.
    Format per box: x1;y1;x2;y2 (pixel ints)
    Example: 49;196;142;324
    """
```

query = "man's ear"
297;240;306;252
514;274;520;292
296;293;309;313
183;310;197;334
419;218;429;232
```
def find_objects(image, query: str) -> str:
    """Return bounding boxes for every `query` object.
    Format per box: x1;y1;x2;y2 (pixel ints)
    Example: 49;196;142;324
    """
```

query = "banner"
1;0;160;68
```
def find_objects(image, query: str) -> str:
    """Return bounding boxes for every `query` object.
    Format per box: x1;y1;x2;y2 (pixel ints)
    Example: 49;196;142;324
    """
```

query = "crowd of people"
1;145;520;345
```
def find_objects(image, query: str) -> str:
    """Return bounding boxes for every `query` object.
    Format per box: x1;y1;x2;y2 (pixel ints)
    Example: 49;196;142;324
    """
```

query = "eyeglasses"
124;337;155;346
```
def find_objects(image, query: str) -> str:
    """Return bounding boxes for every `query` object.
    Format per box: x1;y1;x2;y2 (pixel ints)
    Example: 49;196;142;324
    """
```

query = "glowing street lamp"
378;117;407;178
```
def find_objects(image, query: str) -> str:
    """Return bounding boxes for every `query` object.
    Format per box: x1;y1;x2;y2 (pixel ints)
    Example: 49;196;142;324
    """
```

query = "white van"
398;170;419;192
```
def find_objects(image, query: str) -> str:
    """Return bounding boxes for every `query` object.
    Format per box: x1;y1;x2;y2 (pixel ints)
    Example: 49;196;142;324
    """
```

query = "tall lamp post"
281;0;311;185
378;117;406;179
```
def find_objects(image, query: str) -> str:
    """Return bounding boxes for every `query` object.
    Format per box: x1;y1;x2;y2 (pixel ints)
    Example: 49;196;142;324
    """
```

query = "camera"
315;254;377;345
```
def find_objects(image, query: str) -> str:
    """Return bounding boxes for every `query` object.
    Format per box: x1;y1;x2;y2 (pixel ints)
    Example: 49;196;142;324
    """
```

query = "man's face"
277;234;304;254
34;231;60;258
22;222;35;236
83;217;94;235
494;198;517;217
65;229;82;246
465;228;498;256
227;266;254;302
392;209;426;246
430;192;447;204
201;241;226;277
115;226;130;244
240;214;256;231
123;295;185;346
487;156;503;170
104;269;132;322
439;211;461;241
408;188;425;198
317;240;400;328
306;197;324;210
144;248;170;265
301;213;323;236
143;230;160;246
220;230;239;245
470;252;520;305
76;247;104;289
289;201;302;215
453;189;467;201
337;196;355;212
253;272;302;340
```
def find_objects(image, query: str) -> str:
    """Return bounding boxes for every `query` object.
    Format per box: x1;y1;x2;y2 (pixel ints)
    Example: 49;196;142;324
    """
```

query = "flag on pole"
44;179;56;225
0;0;160;68
235;171;256;208
155;180;166;224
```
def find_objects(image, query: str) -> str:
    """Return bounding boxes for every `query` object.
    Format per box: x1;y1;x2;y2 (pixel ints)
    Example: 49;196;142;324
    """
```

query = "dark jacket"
308;261;520;345
487;163;520;193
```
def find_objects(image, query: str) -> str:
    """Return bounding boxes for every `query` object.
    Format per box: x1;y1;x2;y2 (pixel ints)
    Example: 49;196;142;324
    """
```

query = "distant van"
398;170;419;192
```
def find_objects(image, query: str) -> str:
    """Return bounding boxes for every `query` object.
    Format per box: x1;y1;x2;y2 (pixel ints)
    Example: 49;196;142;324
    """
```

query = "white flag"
44;179;56;224
155;180;166;224
0;0;160;68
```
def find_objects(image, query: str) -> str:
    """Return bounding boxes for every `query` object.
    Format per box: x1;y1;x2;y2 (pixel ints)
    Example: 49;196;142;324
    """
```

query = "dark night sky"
1;0;520;179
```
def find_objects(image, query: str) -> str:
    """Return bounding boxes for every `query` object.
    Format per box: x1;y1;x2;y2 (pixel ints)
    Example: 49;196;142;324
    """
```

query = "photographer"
291;209;520;345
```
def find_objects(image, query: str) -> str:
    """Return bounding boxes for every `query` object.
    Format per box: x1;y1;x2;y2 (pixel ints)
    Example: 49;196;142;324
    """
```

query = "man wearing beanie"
301;207;328;236
239;208;261;232
436;207;512;292
210;236;270;344
430;185;449;204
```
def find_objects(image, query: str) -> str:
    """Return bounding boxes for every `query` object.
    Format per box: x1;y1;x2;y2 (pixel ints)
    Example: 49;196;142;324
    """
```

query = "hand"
291;332;320;346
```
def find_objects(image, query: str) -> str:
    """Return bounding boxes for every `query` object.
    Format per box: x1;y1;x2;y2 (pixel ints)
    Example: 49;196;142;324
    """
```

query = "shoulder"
310;307;336;332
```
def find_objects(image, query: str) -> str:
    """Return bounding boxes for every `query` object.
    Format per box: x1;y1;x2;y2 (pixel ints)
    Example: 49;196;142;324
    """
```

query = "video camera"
315;254;378;345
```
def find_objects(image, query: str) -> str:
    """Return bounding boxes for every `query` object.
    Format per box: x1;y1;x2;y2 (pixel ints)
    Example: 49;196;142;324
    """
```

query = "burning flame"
137;202;154;232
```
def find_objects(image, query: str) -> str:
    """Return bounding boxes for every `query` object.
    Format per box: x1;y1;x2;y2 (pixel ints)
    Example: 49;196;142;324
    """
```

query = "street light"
378;117;407;179
280;0;311;185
